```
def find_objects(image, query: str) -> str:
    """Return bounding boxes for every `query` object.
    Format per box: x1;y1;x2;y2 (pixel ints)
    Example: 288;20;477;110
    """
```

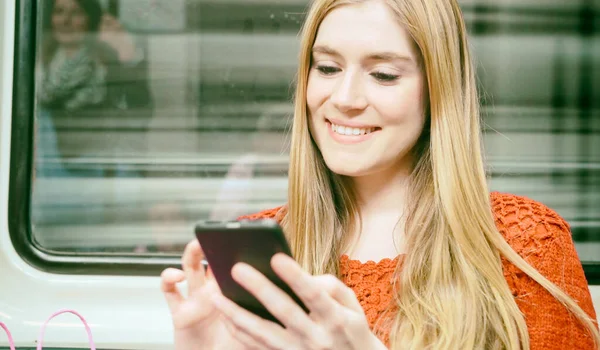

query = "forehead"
314;1;417;60
54;0;81;9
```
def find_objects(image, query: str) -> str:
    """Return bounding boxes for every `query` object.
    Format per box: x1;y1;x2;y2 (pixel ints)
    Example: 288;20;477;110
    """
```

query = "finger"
101;14;116;25
100;15;122;32
231;263;317;336
206;265;214;279
212;294;287;350
99;16;113;30
182;240;206;294
160;268;185;312
272;254;363;314
312;274;363;312
269;254;342;318
171;279;221;330
222;317;268;350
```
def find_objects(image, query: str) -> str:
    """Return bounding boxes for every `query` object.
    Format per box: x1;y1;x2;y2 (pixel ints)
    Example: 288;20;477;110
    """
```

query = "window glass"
30;0;600;263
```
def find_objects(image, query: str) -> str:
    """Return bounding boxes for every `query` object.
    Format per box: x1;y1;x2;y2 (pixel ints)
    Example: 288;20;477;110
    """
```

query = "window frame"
8;0;179;276
7;0;600;283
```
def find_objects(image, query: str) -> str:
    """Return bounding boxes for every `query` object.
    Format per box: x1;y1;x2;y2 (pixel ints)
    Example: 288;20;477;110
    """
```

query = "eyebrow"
312;45;415;64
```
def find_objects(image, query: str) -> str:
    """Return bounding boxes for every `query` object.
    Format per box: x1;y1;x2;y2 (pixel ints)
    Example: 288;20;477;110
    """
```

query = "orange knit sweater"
239;192;597;349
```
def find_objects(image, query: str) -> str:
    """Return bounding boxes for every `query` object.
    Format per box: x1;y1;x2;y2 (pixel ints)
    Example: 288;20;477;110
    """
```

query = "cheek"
306;75;335;147
306;77;330;131
375;81;425;125
306;73;323;117
73;17;89;31
52;15;63;27
306;75;338;117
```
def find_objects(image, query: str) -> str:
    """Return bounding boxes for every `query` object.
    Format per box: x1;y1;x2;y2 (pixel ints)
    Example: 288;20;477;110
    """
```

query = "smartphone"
194;219;309;325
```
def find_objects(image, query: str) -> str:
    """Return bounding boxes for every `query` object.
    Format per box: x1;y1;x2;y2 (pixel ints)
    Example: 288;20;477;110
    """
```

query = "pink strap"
0;321;16;350
36;309;96;350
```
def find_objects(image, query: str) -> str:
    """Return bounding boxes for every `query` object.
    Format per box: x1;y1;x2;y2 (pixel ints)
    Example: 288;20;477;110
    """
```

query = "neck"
58;42;84;58
343;164;412;261
351;165;411;218
64;46;81;58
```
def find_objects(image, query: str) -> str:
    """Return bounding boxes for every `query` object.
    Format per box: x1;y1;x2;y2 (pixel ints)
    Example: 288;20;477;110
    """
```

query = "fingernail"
274;253;293;267
232;263;251;279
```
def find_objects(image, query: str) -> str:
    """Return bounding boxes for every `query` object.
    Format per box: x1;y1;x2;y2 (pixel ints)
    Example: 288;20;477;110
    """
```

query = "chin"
55;33;85;46
322;156;372;178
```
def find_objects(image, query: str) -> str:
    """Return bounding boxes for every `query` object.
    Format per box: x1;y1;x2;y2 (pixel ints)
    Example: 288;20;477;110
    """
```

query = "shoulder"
489;191;579;287
489;191;571;248
491;192;597;347
237;206;287;222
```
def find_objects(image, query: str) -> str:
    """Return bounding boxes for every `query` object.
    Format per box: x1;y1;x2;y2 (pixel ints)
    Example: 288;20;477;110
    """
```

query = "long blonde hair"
282;0;599;348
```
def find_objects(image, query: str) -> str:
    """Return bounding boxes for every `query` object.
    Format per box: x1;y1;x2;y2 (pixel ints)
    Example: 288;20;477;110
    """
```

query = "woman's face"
307;0;426;179
52;0;89;46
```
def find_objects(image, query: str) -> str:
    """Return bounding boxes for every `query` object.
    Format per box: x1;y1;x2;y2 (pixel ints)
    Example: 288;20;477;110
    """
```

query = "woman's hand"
161;240;233;350
98;14;138;63
211;253;387;350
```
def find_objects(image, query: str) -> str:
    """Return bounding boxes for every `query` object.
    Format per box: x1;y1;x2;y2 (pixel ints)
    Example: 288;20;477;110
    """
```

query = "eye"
316;65;341;76
371;72;399;82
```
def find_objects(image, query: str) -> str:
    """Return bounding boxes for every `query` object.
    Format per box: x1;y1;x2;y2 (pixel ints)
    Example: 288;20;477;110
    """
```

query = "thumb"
160;268;185;312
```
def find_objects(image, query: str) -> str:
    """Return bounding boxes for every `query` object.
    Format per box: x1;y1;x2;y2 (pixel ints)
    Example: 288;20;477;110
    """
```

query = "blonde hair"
281;0;600;349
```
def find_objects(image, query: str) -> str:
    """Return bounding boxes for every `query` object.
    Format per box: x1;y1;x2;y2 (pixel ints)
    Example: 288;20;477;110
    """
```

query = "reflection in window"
30;1;599;262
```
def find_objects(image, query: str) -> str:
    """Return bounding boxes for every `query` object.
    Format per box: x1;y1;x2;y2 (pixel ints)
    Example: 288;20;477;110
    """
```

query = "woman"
161;0;599;349
34;0;152;178
38;0;151;111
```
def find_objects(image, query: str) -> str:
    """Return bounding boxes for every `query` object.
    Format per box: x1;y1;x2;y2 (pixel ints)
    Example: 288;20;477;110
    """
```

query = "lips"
330;122;375;136
326;119;381;136
325;119;381;144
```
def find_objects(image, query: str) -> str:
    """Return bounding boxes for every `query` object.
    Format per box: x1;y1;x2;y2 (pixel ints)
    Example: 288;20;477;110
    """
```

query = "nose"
54;13;70;27
330;70;368;113
63;13;75;26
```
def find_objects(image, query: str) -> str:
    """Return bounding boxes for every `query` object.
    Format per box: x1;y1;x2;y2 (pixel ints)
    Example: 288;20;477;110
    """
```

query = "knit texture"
238;192;597;349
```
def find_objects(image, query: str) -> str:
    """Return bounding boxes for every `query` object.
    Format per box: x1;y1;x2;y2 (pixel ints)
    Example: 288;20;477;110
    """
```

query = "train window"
29;0;297;256
20;1;599;274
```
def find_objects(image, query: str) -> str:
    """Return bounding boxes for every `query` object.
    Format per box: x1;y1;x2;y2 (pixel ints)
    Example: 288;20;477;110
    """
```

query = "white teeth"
330;122;374;136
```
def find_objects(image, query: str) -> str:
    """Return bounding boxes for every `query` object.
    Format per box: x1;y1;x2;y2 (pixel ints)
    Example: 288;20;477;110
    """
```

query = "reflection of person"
38;0;151;111
161;1;599;349
209;111;286;221
34;0;152;178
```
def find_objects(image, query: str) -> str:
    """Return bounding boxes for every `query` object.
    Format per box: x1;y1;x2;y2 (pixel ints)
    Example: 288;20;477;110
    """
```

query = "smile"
326;120;381;144
330;122;375;136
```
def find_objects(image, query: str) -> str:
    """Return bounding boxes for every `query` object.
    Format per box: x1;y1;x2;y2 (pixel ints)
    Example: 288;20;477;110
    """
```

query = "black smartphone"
194;219;309;325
